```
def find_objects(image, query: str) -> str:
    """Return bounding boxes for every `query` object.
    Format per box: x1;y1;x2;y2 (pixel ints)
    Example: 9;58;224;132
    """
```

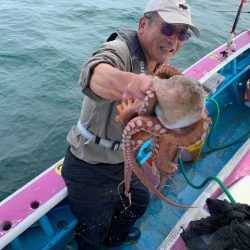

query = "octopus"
115;64;212;208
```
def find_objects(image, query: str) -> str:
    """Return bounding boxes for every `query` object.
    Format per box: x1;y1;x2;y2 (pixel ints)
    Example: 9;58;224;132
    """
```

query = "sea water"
0;0;249;201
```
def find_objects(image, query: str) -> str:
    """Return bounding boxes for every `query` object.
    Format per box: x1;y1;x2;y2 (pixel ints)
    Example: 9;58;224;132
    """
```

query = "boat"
0;26;249;250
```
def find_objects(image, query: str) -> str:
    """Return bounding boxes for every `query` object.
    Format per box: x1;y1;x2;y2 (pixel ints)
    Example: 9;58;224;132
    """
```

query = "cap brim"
158;11;200;37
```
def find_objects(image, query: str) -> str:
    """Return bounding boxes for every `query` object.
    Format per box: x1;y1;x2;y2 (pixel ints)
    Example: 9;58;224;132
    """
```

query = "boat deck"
120;109;250;250
160;138;250;250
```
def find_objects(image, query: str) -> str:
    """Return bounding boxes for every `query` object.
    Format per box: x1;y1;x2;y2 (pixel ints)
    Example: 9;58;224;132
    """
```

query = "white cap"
144;0;200;37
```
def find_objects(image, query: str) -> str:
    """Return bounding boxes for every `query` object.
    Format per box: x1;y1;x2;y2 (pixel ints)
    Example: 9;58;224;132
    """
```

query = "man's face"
139;13;189;64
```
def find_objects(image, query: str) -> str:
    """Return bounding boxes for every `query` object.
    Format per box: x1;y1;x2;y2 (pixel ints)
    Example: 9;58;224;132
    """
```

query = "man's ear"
138;16;147;34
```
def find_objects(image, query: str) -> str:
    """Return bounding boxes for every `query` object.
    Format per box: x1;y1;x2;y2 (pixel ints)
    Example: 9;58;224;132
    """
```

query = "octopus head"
153;75;206;129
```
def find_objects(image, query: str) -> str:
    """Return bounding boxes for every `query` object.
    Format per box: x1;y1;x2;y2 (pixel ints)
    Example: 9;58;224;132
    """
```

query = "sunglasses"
160;23;191;42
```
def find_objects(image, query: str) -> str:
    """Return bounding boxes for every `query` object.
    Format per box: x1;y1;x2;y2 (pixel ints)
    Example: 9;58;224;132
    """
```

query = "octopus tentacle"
156;145;180;175
124;164;133;205
157;147;181;191
116;88;158;126
137;87;157;116
158;116;211;148
128;152;196;208
122;116;198;208
155;64;182;79
116;99;141;125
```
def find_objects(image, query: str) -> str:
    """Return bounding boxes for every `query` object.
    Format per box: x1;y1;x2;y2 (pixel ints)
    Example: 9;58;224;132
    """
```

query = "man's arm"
89;63;152;101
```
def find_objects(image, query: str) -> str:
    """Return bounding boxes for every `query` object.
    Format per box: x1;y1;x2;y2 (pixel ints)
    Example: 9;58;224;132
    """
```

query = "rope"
178;157;237;204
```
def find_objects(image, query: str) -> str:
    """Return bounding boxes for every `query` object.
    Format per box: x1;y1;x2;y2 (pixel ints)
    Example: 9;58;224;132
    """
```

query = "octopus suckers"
148;93;154;98
160;128;167;134
153;148;159;154
129;122;135;128
123;130;128;135
154;124;161;131
137;140;143;145
136;119;143;126
125;126;131;132
147;121;153;127
146;89;153;95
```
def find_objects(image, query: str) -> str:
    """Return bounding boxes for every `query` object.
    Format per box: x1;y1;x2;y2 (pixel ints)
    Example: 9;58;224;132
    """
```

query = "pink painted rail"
183;30;250;81
0;159;66;241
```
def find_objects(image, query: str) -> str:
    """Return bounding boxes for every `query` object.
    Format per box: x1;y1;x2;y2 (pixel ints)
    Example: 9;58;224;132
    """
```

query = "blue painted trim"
10;237;24;250
41;219;77;250
213;63;250;99
232;58;237;75
39;215;55;236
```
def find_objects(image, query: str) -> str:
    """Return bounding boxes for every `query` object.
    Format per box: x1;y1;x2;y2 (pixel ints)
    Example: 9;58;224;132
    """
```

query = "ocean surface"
0;0;249;201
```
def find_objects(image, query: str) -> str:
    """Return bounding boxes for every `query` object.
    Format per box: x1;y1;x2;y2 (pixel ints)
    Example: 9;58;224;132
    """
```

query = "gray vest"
107;29;147;74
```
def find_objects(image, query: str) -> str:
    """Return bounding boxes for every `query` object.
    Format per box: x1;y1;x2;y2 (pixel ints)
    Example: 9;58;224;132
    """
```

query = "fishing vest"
77;29;148;152
107;29;147;74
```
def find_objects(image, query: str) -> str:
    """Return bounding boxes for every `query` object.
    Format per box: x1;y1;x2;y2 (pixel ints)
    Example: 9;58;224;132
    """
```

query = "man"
62;0;200;249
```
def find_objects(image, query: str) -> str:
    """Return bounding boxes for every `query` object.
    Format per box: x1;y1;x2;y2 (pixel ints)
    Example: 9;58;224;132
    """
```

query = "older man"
62;0;200;249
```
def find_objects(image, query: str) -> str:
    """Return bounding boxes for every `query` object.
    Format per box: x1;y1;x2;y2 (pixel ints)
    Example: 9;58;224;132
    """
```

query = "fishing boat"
0;18;249;250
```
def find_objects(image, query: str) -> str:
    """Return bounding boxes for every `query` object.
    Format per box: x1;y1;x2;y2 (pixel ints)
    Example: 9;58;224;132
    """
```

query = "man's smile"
159;45;174;53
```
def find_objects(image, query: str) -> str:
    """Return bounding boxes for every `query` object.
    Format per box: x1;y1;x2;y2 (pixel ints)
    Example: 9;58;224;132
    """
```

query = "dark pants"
62;147;150;250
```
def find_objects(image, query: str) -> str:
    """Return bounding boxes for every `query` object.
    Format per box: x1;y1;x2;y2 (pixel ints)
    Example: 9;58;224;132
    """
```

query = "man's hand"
122;73;152;102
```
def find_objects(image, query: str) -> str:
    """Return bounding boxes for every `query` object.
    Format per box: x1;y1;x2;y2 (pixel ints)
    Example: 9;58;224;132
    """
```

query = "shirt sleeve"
78;39;130;102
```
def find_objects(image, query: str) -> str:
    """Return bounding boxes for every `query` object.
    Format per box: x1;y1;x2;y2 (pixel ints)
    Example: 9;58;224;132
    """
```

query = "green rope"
178;97;250;205
206;98;250;151
178;157;236;204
